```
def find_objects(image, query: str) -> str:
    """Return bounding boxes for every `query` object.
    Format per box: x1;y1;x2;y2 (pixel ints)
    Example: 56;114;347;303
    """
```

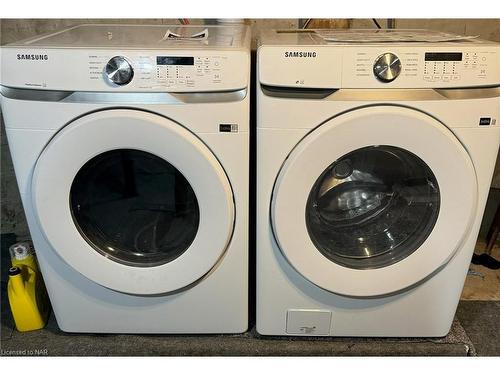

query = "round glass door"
270;105;476;297
70;149;199;267
32;109;235;295
306;145;440;269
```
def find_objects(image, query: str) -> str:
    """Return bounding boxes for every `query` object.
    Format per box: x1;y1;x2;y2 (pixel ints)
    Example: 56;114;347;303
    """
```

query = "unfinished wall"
0;114;29;238
1;18;499;239
0;18;300;47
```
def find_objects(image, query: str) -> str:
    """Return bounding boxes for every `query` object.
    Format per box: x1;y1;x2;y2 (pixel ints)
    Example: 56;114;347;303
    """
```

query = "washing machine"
0;24;250;333
256;29;500;336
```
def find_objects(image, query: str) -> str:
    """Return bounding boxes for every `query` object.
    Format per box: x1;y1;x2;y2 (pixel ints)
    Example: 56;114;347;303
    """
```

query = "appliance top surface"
3;24;250;50
259;28;499;47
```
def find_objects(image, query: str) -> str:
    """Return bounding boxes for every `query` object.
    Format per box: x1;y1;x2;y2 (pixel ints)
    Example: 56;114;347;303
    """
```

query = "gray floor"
0;313;477;356
1;238;498;356
456;301;500;356
3;286;494;356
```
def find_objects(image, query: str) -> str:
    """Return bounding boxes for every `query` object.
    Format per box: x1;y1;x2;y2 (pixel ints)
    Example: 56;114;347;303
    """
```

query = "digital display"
156;56;194;65
425;52;463;62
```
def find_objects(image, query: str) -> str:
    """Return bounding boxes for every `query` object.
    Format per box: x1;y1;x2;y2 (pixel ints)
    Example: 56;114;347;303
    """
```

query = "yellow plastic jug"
7;242;50;332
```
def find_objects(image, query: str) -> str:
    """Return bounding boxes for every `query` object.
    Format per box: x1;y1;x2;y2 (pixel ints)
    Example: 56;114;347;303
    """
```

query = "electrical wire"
372;19;382;29
302;19;312;29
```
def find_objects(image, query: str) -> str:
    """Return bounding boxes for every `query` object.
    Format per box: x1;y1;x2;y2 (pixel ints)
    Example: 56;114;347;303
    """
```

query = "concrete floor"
0;300;479;356
1;239;499;356
456;301;500;356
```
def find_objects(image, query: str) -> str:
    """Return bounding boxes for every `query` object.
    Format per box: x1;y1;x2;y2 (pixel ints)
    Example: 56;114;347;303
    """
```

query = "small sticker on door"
219;124;238;133
479;117;492;126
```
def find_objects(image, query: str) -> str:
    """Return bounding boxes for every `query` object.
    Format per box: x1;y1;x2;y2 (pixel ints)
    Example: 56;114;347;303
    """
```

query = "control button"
157;69;166;80
453;75;461;80
167;79;175;85
423;75;432;81
214;61;220;67
433;75;441;81
105;56;134;86
442;75;450;81
177;79;186;84
373;53;402;83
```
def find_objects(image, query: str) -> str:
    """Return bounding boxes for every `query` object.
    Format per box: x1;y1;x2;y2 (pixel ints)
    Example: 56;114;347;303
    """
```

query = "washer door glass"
70;149;199;267
305;145;440;269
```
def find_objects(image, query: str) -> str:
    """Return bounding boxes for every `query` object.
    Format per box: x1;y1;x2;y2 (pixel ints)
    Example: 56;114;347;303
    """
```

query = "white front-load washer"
0;24;250;333
256;29;500;336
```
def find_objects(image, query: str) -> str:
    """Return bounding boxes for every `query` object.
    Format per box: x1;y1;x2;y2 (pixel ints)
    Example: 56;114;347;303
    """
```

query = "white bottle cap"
9;242;33;261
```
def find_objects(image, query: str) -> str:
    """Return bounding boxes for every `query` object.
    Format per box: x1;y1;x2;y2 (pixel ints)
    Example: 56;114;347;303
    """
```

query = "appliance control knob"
105;56;134;86
373;53;402;83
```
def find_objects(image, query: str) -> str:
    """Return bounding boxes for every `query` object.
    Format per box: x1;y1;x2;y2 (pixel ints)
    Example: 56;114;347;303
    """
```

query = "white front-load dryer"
0;24;250;333
256;29;500;336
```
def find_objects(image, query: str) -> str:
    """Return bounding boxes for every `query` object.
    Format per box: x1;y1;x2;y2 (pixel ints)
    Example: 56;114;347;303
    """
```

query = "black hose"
372;19;382;29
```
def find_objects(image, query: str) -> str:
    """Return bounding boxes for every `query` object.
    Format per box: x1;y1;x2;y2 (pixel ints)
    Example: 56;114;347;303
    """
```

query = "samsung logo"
284;51;317;58
17;54;49;61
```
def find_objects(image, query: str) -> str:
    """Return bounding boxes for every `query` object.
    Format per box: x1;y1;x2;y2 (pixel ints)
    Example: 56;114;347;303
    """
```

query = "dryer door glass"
305;145;440;269
70;149;200;267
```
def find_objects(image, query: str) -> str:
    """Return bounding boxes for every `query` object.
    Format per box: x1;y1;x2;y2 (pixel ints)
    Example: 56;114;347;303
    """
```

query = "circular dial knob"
373;53;402;83
105;56;134;86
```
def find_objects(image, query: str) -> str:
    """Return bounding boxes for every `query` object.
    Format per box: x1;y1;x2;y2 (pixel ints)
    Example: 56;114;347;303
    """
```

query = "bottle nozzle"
9;267;21;276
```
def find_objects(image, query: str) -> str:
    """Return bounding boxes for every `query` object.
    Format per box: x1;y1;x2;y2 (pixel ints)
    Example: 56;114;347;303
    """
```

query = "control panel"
154;55;223;88
422;51;487;83
89;52;237;90
344;47;498;88
259;44;499;89
0;48;248;92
